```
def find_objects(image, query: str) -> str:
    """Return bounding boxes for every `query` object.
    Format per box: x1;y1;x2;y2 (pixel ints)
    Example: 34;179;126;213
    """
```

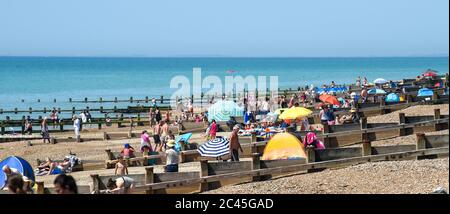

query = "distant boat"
226;70;236;74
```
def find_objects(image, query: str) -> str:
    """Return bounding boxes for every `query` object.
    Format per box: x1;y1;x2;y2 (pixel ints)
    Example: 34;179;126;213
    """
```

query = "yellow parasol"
278;107;313;120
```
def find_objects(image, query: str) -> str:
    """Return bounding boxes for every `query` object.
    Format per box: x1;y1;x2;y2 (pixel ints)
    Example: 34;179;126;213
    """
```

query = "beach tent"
368;88;387;95
175;133;193;152
278;107;313;120
0;156;35;189
418;88;433;97
373;78;388;84
261;133;307;160
385;93;400;103
207;100;244;122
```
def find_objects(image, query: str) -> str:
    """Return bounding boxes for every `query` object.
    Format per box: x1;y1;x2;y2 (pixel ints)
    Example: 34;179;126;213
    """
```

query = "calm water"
0;57;448;119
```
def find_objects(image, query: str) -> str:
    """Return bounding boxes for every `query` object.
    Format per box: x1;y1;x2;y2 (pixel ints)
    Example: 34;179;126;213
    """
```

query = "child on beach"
115;156;128;175
106;176;135;194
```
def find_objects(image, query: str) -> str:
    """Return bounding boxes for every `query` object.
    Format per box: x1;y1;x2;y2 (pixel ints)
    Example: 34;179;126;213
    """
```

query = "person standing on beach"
356;76;361;87
79;110;87;130
229;125;243;162
155;107;162;124
73;115;81;142
50;109;58;129
114;156;128;175
161;120;170;147
165;110;171;123
85;110;92;128
319;105;330;125
209;120;217;140
41;117;51;144
148;107;155;127
153;121;162;150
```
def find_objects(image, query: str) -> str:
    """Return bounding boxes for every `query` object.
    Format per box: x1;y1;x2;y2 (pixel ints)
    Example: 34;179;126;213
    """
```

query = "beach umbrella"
368;88;387;95
385;93;400;103
278;107;313;120
274;108;289;115
262;112;278;123
423;70;437;77
197;138;230;157
373;78;388;85
418;88;433;97
207;100;244;122
319;94;340;106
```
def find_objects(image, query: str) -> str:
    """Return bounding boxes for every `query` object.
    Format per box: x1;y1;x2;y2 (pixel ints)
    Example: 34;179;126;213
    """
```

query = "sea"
0;57;448;120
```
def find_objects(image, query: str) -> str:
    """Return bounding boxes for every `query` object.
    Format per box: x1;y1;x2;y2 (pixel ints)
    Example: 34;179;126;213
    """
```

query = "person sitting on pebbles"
106;176;135;194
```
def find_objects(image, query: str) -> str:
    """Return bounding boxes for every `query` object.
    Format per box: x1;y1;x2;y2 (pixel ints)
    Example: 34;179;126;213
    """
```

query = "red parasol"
319;94;340;106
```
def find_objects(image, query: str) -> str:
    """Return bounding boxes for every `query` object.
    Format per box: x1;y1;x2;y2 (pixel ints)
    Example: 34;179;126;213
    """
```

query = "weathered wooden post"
416;133;426;160
305;147;316;173
57;108;61;114
90;174;101;193
398;112;406;136
29;107;32;114
145;96;149;103
99;97;103;103
130;96;133;103
137;113;141;126
145;166;155;194
160;95;164;104
432;91;439;101
36;181;45;194
1;124;5;135
251;133;257;143
84;97;88;103
14;108;18;114
21;116;25;134
72;107;76;114
59;121;64;132
43;107;47;114
98;122;102;130
199;160;209;192
114;97;118;103
322;123;330;146
434;109;442;131
251;153;261;182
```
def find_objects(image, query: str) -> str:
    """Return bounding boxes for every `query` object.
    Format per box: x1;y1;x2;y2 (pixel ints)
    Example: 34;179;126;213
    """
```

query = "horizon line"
0;54;448;58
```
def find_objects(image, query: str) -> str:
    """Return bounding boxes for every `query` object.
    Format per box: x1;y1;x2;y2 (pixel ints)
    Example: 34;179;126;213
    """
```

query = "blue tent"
0;156;35;189
385;93;400;103
418;88;433;97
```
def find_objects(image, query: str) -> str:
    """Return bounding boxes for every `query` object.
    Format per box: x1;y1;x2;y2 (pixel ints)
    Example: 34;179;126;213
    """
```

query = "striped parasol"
207;100;244;122
197;138;230;157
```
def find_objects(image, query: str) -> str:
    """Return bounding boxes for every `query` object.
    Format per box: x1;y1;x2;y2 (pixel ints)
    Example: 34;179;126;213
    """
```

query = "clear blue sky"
0;0;448;57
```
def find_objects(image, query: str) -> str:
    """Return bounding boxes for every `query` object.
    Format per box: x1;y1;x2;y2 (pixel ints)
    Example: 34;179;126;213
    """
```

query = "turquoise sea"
0;57;448;119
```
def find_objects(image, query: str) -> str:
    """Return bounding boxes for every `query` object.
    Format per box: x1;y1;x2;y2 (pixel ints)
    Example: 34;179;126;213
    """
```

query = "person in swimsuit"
153;121;162;150
47;158;70;175
106;176;135;194
114;156;128;175
160;120;170;149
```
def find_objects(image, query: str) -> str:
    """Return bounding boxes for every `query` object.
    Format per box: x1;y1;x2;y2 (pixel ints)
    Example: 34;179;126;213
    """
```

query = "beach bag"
64;155;81;172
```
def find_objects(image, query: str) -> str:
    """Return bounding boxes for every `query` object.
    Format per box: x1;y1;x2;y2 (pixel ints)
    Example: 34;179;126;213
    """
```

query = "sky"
0;0;448;57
